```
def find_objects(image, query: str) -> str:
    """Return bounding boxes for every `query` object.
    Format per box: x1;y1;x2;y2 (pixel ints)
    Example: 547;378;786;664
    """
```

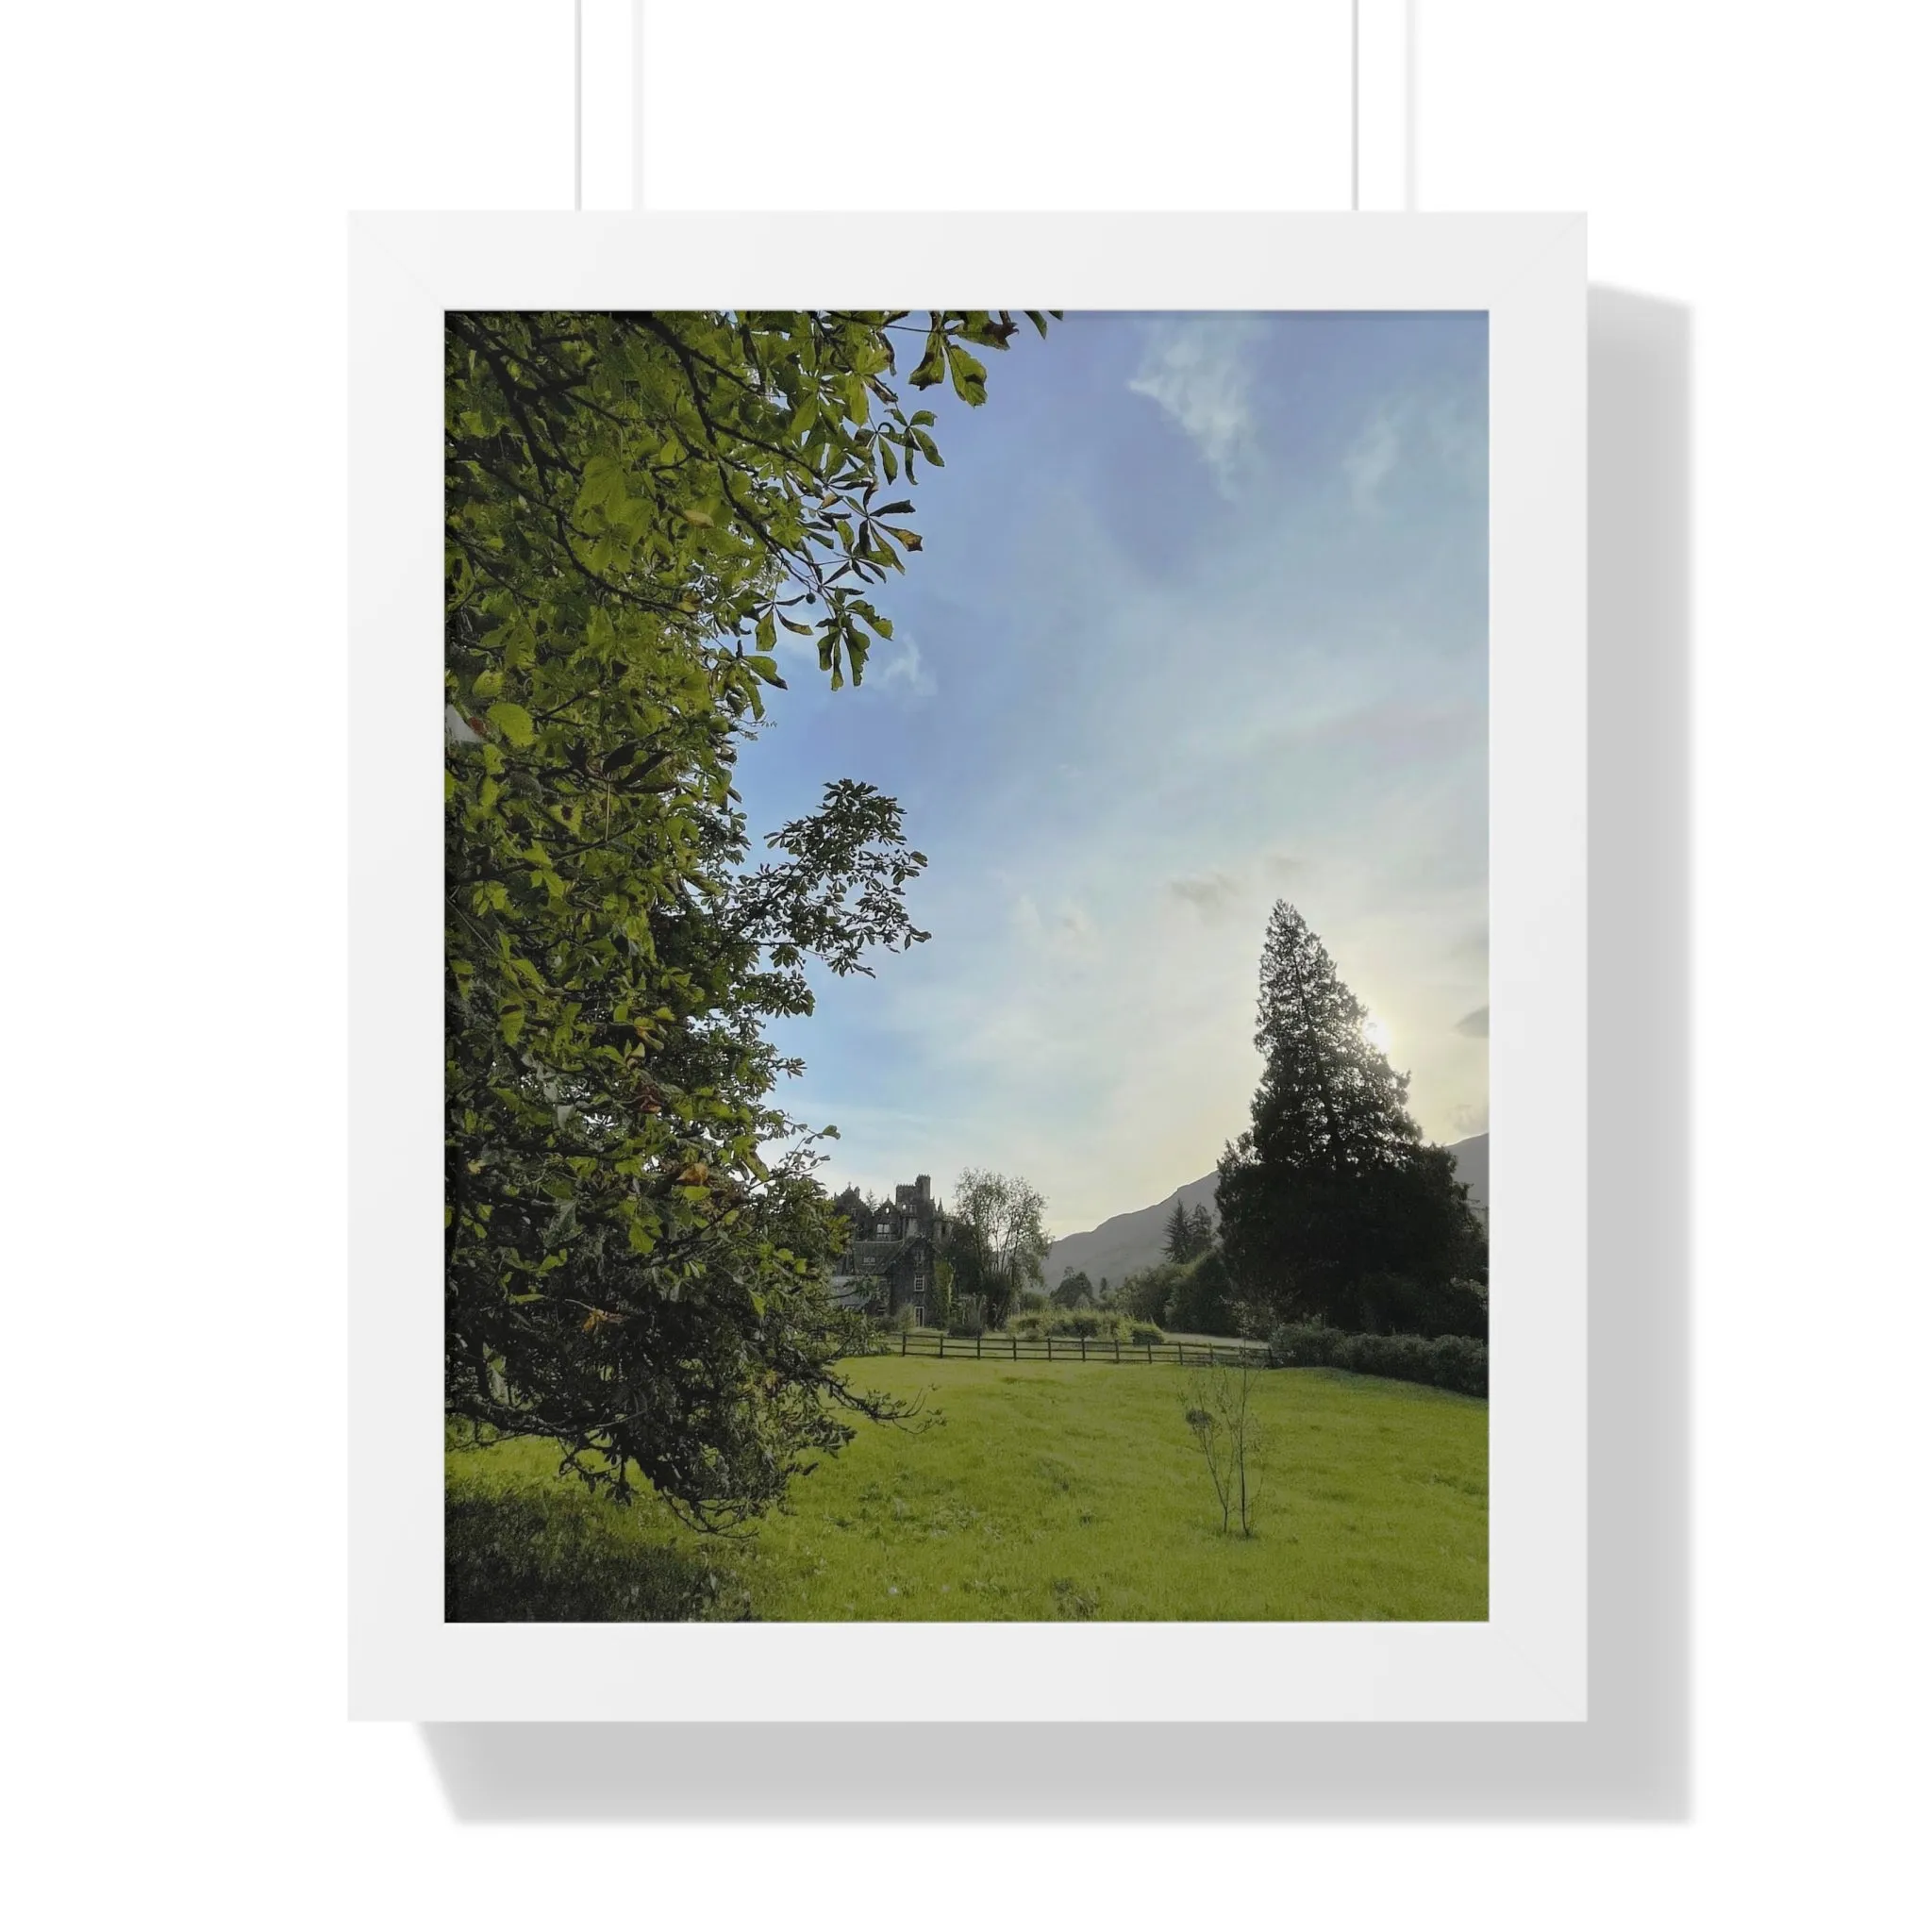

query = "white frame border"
350;212;1585;1722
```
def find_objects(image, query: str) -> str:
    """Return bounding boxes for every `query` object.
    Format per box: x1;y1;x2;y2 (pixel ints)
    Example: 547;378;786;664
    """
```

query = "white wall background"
6;3;1925;1925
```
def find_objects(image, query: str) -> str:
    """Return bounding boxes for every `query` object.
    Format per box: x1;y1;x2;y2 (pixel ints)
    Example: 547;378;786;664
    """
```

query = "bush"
1164;1247;1238;1336
946;1305;987;1338
1267;1323;1487;1397
1118;1261;1185;1324
1006;1306;1155;1343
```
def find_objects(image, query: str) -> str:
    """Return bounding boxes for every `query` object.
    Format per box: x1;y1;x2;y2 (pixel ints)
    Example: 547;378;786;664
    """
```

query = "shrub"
946;1304;987;1338
1118;1261;1186;1324
1266;1322;1342;1369
1412;1333;1488;1396
1163;1247;1238;1336
1267;1323;1487;1397
1006;1306;1154;1343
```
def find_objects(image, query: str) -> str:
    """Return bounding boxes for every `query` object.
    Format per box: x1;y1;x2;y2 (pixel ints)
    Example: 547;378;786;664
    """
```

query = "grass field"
445;1358;1487;1623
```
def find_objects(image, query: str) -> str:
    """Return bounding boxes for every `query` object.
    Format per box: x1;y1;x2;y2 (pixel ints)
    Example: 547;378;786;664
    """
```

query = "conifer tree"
1217;904;1485;1330
1162;1197;1194;1263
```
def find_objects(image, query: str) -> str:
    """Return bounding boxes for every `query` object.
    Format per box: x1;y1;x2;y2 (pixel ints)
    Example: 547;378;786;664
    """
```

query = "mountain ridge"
1043;1133;1490;1291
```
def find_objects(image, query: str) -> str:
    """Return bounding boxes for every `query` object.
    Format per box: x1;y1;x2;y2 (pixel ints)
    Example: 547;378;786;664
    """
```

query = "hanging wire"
1351;0;1360;211
1404;0;1417;210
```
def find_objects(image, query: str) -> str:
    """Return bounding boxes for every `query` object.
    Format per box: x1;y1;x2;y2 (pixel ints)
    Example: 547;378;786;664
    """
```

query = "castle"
828;1174;948;1325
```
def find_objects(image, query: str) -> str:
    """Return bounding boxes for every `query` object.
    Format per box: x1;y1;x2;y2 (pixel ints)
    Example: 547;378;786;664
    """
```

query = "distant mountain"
1043;1172;1222;1292
1042;1133;1490;1290
1448;1132;1488;1218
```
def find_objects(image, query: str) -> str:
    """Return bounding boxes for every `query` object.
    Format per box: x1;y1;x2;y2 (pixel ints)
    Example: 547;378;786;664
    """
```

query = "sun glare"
1362;1015;1393;1057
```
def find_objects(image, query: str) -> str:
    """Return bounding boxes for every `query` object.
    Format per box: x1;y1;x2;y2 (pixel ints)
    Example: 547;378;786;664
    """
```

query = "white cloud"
873;634;937;698
1126;316;1263;497
1343;406;1402;515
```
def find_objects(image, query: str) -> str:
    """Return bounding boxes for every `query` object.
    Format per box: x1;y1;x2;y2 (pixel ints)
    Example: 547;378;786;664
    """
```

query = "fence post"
975;1333;982;1359
901;1330;907;1357
1146;1342;1153;1363
1113;1337;1120;1363
1080;1337;1087;1361
1047;1337;1054;1361
1012;1335;1018;1360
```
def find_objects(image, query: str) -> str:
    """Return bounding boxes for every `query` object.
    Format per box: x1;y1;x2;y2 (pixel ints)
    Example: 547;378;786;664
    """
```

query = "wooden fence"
883;1329;1264;1369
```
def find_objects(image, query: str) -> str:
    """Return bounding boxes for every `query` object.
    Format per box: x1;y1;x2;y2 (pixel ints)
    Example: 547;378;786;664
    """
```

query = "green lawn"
445;1358;1487;1623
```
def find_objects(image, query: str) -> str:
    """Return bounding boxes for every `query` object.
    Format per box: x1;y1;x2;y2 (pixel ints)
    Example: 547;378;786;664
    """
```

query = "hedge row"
1006;1307;1164;1344
1266;1324;1488;1397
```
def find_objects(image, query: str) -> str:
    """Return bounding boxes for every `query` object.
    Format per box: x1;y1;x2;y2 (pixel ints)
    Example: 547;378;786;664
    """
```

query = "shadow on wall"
418;288;1693;1822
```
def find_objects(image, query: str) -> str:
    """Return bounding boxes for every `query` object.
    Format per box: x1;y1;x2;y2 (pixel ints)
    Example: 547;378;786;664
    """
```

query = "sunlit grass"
446;1359;1487;1623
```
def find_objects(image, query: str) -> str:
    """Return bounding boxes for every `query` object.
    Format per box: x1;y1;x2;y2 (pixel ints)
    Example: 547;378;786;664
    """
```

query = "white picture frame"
350;211;1586;1723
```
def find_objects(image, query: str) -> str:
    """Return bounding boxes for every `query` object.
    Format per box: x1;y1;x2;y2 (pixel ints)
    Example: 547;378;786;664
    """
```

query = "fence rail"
876;1330;1263;1369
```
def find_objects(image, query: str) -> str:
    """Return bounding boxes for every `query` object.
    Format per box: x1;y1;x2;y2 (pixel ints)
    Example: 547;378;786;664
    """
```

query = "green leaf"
909;326;948;391
944;341;988;407
486;703;535;746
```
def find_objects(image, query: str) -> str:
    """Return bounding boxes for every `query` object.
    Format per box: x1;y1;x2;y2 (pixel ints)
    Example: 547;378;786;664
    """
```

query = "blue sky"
740;310;1489;1237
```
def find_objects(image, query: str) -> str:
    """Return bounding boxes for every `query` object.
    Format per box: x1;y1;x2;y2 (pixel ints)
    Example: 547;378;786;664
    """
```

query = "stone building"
828;1174;948;1324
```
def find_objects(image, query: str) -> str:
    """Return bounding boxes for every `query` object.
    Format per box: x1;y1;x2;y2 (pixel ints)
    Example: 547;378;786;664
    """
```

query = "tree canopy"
943;1168;1050;1327
444;309;1050;1525
1051;1267;1095;1308
1217;903;1486;1332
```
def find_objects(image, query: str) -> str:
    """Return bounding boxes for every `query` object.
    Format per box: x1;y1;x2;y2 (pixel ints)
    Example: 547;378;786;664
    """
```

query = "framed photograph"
350;212;1585;1721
